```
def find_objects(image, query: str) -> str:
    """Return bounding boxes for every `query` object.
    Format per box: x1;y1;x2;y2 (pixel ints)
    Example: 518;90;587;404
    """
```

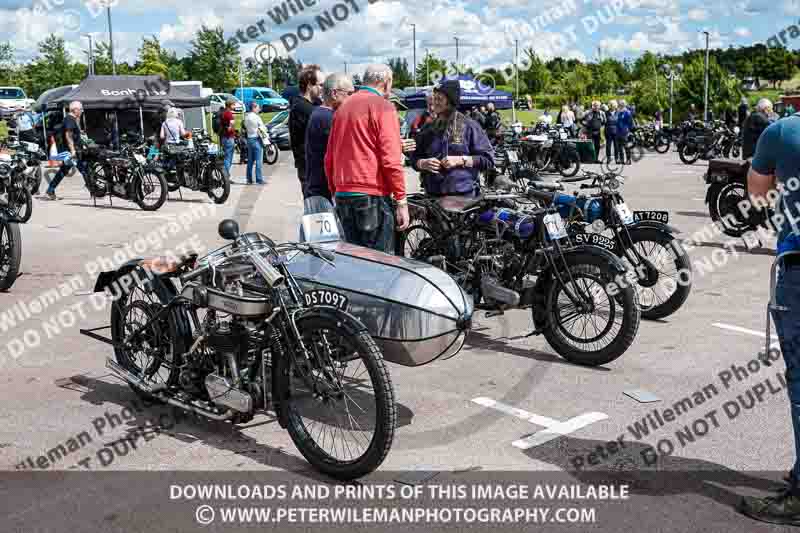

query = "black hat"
435;80;461;108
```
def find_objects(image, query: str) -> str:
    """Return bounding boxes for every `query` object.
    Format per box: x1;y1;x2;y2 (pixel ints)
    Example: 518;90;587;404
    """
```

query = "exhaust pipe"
106;358;234;421
481;277;520;307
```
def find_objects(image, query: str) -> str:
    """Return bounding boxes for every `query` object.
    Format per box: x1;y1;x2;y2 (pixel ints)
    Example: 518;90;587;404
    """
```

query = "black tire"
539;259;640;366
708;181;751;237
618;227;692;320
559;151;581;177
278;314;396;480
395;223;434;258
206;166;230;204
0;220;22;291
134;170;167;211
654;135;670;154
264;143;279;165
85;163;108;198
9;187;32;223
679;144;699;165
109;269;182;402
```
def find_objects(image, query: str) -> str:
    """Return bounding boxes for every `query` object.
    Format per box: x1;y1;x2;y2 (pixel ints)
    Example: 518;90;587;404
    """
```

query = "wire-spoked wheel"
541;261;640;367
279;314;396;480
0;219;21;291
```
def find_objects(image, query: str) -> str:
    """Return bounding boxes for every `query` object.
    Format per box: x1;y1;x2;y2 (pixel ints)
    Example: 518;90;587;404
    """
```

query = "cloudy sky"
1;0;797;76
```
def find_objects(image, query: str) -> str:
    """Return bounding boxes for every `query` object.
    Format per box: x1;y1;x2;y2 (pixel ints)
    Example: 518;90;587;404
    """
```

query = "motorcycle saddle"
437;195;484;213
707;158;750;174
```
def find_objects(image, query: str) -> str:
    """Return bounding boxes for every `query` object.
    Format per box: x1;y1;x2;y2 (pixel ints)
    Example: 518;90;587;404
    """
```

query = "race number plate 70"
543;213;568;240
304;289;349;311
301;212;340;243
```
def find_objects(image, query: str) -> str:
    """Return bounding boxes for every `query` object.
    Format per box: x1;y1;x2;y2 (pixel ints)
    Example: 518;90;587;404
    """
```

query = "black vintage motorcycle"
0;144;39;223
679;122;740;164
704;158;768;238
0;208;22;291
398;189;640;367
156;132;230;203
82;219;395;480
528;171;692;320
82;142;168;211
528;128;581;177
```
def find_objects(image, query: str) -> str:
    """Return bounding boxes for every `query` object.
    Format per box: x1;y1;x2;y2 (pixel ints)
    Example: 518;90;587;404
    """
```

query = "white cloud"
687;8;708;20
734;26;751;38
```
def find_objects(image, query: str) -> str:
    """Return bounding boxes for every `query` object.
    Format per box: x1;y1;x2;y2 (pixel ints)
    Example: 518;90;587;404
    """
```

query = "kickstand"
763;251;800;365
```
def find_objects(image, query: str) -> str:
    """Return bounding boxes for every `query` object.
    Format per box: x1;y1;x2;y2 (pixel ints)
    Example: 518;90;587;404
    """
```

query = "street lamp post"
426;49;430;86
513;39;519;123
703;30;710;123
410;23;417;93
454;37;459;71
661;63;683;125
107;6;116;75
82;33;94;76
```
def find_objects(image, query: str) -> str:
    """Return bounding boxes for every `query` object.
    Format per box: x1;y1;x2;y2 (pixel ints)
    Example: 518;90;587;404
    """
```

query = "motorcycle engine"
470;240;522;308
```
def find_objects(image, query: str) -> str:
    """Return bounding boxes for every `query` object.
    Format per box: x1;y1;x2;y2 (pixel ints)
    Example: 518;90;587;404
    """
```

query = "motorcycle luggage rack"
762;250;800;366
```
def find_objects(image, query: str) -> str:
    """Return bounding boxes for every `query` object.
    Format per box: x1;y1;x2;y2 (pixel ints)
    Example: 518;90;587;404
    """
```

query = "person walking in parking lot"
221;98;237;176
325;64;408;253
742;98;773;160
243;102;266;185
44;101;85;201
617;100;634;165
290;64;323;194
739;110;800;526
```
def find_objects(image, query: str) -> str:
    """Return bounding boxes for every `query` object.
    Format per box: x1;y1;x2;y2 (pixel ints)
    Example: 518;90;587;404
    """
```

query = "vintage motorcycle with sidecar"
81;216;473;479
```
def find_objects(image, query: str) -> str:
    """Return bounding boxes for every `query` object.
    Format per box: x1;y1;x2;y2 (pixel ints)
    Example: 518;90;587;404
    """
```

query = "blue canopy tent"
403;75;513;110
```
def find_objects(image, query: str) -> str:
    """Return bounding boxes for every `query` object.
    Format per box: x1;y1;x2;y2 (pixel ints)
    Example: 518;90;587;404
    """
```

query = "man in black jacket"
289;64;323;192
582;100;605;163
742;98;773;160
483;103;503;143
738;97;749;128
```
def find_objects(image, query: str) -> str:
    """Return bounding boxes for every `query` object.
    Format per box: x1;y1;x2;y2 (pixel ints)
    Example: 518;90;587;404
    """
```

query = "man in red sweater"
325;64;408;253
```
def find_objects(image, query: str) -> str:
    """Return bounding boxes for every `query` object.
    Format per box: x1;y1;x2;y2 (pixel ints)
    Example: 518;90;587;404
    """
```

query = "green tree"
590;60;619;95
521;50;550;95
26;35;85;97
562;64;593;102
416;53;447;86
188;25;240;92
763;47;796;88
135;36;169;76
675;56;741;118
387;57;413;90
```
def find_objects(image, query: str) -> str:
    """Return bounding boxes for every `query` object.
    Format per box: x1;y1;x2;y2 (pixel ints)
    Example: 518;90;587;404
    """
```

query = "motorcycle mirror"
218;219;240;241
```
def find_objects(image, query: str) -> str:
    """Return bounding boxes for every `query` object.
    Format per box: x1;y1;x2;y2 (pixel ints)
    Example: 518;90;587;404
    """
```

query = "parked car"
208;93;244;114
234;87;290;112
0;87;35;121
266;110;289;132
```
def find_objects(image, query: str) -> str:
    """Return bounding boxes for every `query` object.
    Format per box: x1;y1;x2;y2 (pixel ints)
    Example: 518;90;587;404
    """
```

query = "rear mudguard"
627;220;681;236
531;245;628;330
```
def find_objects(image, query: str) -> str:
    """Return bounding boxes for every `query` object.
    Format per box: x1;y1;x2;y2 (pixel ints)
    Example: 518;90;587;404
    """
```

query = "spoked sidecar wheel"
540;261;640;366
0;220;22;291
278;314;396;480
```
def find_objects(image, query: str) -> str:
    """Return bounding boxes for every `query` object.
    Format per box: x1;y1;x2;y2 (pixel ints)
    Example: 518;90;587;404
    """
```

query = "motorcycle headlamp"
0;163;11;178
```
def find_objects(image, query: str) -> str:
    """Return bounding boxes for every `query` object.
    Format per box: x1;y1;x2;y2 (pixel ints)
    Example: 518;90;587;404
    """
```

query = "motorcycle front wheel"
539;259;640;366
134;170;168;211
679;145;699;165
263;143;279;165
206;166;230;204
9;187;32;223
0;219;22;291
618;227;692;320
559;151;581;177
708;181;751;237
654;135;671;154
277;313;396;480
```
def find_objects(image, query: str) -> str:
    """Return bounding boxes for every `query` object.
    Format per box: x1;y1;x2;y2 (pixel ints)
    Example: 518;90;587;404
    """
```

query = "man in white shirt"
243;102;266;185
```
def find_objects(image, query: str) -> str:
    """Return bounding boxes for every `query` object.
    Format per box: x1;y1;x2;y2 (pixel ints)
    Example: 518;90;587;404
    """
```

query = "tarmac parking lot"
0;148;794;530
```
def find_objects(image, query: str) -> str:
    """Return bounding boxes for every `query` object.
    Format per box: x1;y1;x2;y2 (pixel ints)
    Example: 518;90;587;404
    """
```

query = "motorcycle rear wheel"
654;136;670;154
206;166;230;204
264;144;279;165
277;314;396;480
559;151;581;177
0;220;22;291
708;181;751;237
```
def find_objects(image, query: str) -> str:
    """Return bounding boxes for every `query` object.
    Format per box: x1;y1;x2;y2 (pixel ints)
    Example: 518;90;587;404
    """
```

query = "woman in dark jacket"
410;80;495;197
605;100;619;164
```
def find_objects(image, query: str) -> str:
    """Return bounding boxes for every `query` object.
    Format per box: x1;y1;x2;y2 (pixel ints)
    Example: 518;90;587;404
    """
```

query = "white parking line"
471;397;608;450
712;322;779;350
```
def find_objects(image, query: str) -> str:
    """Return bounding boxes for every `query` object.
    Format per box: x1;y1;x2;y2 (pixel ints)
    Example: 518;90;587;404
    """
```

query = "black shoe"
739;488;800;526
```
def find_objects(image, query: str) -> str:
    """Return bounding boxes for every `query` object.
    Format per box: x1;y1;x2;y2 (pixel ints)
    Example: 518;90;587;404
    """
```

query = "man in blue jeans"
44;100;86;200
221;98;237;176
740;112;800;525
242;102;265;184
